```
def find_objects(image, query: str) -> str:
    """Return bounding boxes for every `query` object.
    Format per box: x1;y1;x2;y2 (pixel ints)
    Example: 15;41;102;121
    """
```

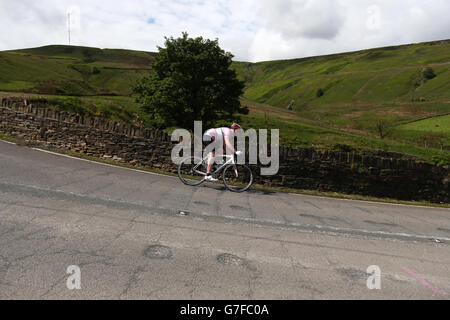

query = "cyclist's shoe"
205;175;218;182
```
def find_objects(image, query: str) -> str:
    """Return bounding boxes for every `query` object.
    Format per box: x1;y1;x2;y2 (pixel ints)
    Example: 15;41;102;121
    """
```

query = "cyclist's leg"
207;152;215;175
202;135;216;176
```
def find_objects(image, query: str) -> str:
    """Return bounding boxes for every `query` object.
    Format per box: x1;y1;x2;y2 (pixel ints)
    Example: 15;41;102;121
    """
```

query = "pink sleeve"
205;128;215;137
222;128;233;137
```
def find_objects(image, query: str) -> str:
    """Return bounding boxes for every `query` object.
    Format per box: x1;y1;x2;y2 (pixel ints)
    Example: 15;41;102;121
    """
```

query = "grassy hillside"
0;41;449;164
233;40;450;105
0;45;156;96
232;40;450;153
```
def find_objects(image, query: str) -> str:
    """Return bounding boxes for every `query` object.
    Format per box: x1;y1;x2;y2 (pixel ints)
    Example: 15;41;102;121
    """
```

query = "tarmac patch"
364;220;399;227
437;228;450;234
337;267;367;281
217;253;247;266
193;201;209;206
229;205;249;211
144;245;173;259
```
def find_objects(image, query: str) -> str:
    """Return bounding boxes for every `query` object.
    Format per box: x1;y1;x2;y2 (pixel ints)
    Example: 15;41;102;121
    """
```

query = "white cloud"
249;29;292;62
0;0;449;62
258;0;345;40
248;0;450;61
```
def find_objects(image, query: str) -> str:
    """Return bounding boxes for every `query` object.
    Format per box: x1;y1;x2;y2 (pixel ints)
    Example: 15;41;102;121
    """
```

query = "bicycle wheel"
178;156;207;186
222;164;253;192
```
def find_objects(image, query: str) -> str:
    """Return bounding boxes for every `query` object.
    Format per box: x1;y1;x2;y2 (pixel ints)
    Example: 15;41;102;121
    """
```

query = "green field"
398;115;450;134
0;40;449;164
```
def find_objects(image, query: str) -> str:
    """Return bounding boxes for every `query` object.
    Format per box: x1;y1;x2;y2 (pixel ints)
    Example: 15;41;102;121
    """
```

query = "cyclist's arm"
224;135;236;154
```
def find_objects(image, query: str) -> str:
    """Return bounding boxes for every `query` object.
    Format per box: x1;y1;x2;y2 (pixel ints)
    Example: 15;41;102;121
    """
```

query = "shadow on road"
201;183;277;195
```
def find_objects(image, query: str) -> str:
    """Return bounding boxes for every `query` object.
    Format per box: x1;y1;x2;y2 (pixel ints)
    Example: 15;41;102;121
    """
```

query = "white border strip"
31;147;178;179
0;139;16;145
0;139;176;179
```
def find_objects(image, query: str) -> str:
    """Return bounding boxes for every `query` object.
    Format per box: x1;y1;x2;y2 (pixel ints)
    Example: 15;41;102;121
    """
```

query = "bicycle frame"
192;154;236;177
179;152;252;192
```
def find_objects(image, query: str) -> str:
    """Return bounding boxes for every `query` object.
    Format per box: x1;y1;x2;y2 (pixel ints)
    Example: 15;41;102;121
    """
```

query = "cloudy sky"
1;0;449;62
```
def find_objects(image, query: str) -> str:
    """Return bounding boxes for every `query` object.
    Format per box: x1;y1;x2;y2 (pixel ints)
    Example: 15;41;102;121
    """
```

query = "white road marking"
198;211;450;242
1;178;449;243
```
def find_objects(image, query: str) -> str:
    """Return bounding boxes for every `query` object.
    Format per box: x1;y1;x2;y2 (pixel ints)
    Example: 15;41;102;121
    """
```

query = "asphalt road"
0;139;449;299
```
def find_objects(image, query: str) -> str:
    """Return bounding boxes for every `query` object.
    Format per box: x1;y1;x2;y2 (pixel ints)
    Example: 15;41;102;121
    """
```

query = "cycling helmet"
231;123;242;130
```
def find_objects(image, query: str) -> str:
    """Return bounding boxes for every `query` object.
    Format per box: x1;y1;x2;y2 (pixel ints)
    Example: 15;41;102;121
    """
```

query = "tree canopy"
134;32;245;130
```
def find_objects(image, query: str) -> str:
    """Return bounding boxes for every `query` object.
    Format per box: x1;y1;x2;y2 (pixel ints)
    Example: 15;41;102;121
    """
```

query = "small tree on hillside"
287;99;295;110
134;32;245;129
316;88;324;98
422;67;436;80
375;119;394;139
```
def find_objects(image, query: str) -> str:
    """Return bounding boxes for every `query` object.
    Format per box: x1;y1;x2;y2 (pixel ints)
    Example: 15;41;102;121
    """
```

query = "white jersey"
204;127;234;140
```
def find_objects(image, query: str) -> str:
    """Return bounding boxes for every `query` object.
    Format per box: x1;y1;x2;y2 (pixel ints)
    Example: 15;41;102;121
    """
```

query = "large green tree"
134;32;245;129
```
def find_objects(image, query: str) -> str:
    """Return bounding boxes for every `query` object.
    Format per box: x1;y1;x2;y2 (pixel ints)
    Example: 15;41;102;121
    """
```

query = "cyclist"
203;123;242;182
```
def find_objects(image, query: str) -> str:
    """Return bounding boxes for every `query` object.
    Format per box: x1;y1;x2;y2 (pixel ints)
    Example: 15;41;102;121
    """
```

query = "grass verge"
0;132;15;143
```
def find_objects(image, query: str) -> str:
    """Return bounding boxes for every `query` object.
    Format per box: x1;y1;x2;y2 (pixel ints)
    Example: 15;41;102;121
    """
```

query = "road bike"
178;153;253;192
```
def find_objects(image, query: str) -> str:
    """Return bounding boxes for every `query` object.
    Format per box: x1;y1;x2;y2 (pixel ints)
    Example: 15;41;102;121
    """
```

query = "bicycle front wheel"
178;156;207;186
222;164;253;192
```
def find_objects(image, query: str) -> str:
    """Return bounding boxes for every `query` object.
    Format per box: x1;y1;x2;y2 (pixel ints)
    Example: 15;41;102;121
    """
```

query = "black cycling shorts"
202;135;215;148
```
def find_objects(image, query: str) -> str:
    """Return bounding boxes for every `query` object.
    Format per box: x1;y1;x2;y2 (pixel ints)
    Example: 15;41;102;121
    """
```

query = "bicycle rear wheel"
178;156;207;186
222;164;253;192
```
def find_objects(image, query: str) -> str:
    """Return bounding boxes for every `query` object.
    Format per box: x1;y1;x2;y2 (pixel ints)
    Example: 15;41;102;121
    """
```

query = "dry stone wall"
1;97;448;203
